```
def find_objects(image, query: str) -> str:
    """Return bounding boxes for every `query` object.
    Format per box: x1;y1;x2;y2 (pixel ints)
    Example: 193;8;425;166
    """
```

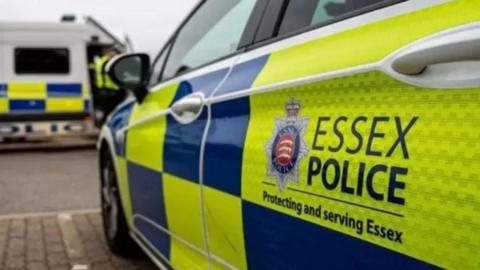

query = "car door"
202;0;480;269
118;1;263;269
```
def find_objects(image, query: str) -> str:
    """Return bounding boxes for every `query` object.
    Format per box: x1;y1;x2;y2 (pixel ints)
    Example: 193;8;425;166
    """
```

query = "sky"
0;0;199;54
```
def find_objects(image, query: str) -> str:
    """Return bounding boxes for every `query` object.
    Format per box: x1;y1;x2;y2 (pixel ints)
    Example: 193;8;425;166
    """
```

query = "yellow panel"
126;117;165;172
115;157;133;226
244;2;480;269
82;82;91;99
242;71;480;269
254;0;480;86
163;173;208;269
46;98;83;112
163;173;205;249
8;82;47;99
211;261;230;270
0;99;8;113
170;238;208;270
126;83;178;171
205;187;247;270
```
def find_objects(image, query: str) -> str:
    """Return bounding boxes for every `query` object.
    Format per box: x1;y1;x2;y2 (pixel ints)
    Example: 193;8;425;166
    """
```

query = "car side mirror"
106;53;150;103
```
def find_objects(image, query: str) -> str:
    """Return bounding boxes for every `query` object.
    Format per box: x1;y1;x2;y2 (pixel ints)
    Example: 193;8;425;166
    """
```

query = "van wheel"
100;149;136;256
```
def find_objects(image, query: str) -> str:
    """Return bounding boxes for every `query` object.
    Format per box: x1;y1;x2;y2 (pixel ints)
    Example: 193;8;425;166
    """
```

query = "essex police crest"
266;98;309;191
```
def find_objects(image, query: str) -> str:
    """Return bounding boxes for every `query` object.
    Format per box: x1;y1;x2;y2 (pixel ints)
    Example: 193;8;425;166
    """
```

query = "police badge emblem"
266;98;309;191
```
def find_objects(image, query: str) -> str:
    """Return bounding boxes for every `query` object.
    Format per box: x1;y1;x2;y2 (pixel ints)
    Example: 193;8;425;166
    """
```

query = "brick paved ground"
0;213;156;270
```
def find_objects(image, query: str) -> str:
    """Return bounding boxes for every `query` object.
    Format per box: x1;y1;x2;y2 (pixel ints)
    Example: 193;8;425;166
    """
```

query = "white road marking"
71;264;89;270
58;213;88;262
0;208;100;221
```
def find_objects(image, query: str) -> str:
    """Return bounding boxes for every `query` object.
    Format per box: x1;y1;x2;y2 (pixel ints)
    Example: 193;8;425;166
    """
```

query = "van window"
278;0;400;35
15;48;70;74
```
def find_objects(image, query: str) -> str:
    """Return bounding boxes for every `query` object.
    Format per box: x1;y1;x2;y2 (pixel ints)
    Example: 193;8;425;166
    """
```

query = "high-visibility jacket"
94;55;119;90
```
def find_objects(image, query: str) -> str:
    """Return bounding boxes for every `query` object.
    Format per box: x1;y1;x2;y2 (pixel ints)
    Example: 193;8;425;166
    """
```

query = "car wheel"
100;149;136;256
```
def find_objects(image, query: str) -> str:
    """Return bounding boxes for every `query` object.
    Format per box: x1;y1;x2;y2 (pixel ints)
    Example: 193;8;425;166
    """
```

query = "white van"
0;17;125;143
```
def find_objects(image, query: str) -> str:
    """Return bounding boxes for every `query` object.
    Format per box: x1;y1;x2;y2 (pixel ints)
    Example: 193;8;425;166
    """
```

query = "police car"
98;0;480;269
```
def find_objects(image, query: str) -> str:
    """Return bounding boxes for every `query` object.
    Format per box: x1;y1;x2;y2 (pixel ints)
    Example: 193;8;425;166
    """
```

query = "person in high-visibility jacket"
91;47;126;125
94;48;119;91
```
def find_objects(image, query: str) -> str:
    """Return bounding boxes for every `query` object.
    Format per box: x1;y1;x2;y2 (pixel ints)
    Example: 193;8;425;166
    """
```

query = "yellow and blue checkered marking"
108;1;480;269
0;84;7;113
47;83;82;97
9;99;45;112
128;162;171;257
0;84;6;97
0;82;90;113
163;70;229;183
107;101;136;157
112;70;232;269
203;97;251;197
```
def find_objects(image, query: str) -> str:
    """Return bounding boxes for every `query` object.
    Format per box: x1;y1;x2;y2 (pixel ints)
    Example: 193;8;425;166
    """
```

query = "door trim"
132;214;238;269
130;230;171;270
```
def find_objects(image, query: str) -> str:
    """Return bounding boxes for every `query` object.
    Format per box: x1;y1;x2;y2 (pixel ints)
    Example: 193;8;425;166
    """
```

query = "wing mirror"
106;53;150;103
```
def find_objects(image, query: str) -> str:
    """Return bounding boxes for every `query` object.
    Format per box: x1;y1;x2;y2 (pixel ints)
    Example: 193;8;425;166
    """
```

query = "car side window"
162;0;258;80
278;0;399;36
149;43;171;86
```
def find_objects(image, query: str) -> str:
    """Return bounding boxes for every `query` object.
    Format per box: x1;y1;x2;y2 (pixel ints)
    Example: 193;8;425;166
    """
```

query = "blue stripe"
128;162;168;227
202;58;268;195
84;100;90;111
169;81;193;107
164;109;208;183
169;68;229;107
203;97;250;196
9;100;45;112
134;218;171;262
128;162;170;253
47;83;82;97
164;69;228;182
108;100;135;157
242;201;438;270
214;55;269;96
0;84;6;97
186;68;229;98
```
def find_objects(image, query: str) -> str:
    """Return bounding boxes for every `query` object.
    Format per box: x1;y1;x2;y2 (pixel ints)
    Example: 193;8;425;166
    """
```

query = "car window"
149;43;171;86
279;0;398;36
15;48;70;74
162;0;257;80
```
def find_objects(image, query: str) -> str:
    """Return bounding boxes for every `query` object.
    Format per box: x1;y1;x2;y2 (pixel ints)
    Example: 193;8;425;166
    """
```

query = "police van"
0;17;125;143
98;0;480;269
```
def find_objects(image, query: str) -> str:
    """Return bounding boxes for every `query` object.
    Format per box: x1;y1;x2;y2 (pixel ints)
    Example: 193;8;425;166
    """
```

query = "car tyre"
100;149;137;256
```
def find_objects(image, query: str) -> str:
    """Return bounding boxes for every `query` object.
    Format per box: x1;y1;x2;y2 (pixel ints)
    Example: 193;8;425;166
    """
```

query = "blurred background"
0;0;197;54
0;1;198;269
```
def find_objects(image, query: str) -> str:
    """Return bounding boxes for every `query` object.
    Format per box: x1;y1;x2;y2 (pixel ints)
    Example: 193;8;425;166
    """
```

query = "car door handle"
391;25;480;75
170;92;205;124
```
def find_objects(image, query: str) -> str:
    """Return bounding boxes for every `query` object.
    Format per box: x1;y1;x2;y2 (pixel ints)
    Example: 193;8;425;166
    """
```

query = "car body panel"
99;0;480;269
112;54;239;268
